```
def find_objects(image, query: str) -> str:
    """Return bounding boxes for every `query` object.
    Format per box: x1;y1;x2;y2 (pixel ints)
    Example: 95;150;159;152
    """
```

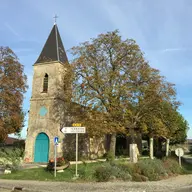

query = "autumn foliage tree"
68;30;188;158
0;47;27;141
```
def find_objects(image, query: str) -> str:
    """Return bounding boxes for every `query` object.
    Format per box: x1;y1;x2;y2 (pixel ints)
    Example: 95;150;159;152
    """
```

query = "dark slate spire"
35;24;68;64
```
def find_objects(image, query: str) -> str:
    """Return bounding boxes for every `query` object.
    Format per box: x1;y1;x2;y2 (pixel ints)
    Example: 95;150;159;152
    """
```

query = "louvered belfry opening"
43;73;48;92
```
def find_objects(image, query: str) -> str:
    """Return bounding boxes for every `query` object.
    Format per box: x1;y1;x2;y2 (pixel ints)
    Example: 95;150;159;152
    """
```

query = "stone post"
129;144;138;163
166;139;170;157
150;137;154;159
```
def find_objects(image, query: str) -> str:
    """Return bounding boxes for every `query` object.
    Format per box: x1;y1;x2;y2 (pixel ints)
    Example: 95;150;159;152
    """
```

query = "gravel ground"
0;175;192;192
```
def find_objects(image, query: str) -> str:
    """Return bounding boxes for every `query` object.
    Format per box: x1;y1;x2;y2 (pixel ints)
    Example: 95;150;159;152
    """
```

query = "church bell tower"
24;23;68;162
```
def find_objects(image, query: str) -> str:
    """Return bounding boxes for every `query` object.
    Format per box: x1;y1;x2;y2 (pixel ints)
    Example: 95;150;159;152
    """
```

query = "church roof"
35;24;68;64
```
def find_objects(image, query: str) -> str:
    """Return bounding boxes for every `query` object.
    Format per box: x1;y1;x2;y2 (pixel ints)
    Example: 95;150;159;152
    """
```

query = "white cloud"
161;48;187;52
14;48;34;53
99;0;147;46
4;22;20;38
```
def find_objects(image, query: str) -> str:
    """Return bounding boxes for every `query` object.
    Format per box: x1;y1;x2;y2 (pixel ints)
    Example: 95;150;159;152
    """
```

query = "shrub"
106;151;115;161
94;162;132;182
132;173;148;182
47;160;54;171
84;158;183;182
117;171;132;181
79;162;97;181
137;159;166;181
0;148;23;171
115;162;134;175
132;163;142;175
63;151;76;161
132;158;183;181
110;161;137;176
163;157;182;175
46;157;67;171
110;165;126;180
56;157;65;166
94;163;112;182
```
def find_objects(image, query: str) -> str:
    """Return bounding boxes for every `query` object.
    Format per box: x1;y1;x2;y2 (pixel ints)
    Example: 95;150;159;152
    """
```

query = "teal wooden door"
34;133;49;162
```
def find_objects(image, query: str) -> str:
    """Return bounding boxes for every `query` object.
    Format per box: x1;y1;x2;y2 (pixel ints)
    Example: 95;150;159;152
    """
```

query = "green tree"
142;100;188;158
0;47;27;141
171;112;189;144
159;102;188;144
145;101;188;142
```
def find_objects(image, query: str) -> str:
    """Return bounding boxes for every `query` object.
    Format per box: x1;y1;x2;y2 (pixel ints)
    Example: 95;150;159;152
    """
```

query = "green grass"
0;162;100;181
182;159;192;174
1;158;192;182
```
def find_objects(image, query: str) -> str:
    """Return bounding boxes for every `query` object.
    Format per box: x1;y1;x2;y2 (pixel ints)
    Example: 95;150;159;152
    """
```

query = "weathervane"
53;14;58;25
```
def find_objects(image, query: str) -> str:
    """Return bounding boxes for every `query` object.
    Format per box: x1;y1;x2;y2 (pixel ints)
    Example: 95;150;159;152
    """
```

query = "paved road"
175;187;192;192
0;188;37;192
0;189;10;192
1;186;192;192
1;175;192;192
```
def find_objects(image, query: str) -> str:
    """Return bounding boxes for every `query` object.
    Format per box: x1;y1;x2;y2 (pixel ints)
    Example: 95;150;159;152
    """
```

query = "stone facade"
24;24;107;163
24;61;66;162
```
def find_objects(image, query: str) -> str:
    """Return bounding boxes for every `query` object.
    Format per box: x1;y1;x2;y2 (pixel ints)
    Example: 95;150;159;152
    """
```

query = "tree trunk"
149;137;154;159
109;133;116;159
130;128;135;143
166;139;170;157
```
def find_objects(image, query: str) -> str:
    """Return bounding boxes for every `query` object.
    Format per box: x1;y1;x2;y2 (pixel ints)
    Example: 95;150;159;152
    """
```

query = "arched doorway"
34;132;49;162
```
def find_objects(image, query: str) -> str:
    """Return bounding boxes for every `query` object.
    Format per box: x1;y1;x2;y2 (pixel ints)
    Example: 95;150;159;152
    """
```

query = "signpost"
54;136;59;177
61;124;86;178
54;136;59;144
175;148;184;167
61;127;86;134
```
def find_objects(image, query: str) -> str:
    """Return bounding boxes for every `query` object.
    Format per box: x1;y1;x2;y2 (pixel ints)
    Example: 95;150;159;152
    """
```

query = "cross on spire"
53;14;58;25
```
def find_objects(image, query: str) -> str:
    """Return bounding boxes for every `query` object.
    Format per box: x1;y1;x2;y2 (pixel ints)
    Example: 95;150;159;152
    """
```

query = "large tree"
0;47;27;141
70;30;178;157
170;111;189;144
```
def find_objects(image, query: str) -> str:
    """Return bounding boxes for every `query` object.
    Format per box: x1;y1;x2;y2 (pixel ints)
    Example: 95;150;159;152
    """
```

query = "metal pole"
75;133;78;177
179;155;181;167
178;150;181;167
54;144;57;177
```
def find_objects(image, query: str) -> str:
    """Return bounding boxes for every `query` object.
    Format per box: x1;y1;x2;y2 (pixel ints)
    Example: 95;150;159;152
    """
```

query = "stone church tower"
24;24;68;162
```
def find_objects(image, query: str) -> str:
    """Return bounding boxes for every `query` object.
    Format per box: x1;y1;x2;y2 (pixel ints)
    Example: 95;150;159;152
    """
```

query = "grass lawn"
1;158;192;182
0;162;101;181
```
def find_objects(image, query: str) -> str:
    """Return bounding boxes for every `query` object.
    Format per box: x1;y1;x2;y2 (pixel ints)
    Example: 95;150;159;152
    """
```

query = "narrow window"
43;73;48;92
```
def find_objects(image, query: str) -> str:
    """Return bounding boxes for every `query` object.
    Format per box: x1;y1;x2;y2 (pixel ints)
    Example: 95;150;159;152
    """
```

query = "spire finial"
53;14;58;25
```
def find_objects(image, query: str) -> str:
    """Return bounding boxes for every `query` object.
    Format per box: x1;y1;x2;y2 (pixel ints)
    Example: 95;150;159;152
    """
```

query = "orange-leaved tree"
0;47;27;141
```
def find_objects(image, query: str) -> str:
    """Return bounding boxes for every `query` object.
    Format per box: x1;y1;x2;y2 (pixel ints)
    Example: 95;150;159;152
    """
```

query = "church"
24;22;144;163
24;23;106;163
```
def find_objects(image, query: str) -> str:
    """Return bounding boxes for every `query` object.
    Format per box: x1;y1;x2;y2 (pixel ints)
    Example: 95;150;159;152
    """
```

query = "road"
1;175;192;192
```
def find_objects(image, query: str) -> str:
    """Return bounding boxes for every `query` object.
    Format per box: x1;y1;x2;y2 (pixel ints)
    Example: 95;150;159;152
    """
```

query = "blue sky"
1;0;192;139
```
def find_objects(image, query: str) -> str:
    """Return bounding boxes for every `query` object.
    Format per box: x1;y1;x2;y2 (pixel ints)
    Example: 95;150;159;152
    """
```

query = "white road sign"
61;127;86;134
175;148;184;157
175;148;184;167
60;126;86;177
